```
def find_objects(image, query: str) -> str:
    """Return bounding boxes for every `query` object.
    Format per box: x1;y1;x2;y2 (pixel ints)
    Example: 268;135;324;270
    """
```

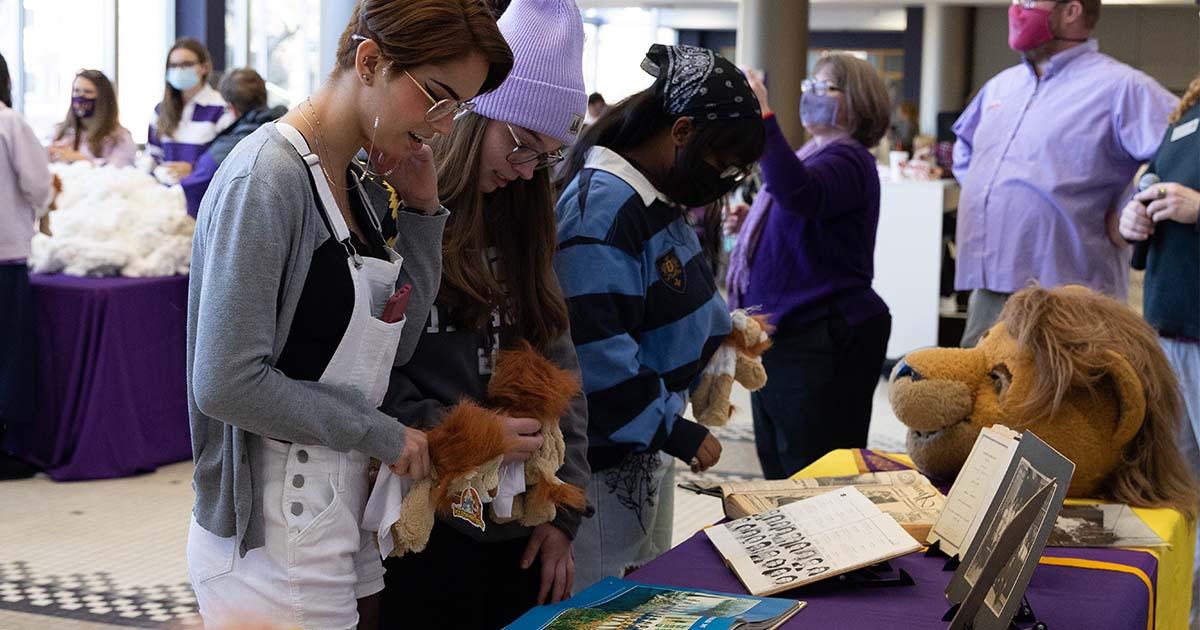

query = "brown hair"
157;38;212;140
1074;0;1101;30
218;68;267;115
54;69;121;158
1001;286;1199;518
334;0;512;96
1169;75;1200;124
814;54;891;148
429;112;569;351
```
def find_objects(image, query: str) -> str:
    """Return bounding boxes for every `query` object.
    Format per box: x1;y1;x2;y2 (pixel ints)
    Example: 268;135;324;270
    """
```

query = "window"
118;0;174;143
581;8;677;105
248;0;320;108
19;0;112;140
3;0;174;143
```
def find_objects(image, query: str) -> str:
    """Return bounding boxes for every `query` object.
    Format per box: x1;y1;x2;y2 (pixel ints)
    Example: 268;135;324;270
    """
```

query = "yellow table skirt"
793;449;1195;629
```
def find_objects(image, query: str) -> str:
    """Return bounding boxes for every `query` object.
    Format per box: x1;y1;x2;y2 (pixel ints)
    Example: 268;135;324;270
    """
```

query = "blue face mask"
166;67;200;92
800;91;840;128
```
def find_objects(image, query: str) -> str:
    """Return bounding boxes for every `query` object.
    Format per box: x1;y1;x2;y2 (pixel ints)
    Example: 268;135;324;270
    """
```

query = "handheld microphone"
1130;173;1160;271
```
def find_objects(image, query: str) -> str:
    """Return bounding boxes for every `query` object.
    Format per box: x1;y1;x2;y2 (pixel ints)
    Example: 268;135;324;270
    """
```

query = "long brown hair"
334;0;512;95
55;69;121;158
1002;286;1199;519
156;38;211;140
1169;75;1200;124
430;112;568;351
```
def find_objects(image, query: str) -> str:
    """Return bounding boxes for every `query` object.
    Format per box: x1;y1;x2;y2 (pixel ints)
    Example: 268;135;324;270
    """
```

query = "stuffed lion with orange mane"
890;285;1198;517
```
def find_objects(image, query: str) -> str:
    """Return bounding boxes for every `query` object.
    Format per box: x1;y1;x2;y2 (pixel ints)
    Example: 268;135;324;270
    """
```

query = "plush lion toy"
488;341;588;527
890;285;1198;517
692;310;773;427
389;342;587;555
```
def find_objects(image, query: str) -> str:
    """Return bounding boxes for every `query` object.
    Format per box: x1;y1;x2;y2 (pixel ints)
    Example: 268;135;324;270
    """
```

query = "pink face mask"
1008;4;1055;52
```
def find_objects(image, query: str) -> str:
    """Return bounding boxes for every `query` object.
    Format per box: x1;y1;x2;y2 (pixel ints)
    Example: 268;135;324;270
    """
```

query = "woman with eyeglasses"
148;38;235;183
726;54;893;479
374;1;589;626
185;2;512;628
554;44;765;591
49;69;135;168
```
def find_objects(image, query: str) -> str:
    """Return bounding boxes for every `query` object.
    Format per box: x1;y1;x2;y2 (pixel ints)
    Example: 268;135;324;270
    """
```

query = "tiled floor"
0;380;908;629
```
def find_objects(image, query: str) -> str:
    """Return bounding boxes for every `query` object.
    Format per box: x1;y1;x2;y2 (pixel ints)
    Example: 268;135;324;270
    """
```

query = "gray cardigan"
187;124;447;555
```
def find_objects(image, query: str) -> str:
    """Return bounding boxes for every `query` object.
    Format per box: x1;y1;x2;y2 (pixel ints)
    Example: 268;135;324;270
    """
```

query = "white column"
320;0;359;78
919;4;970;138
737;0;808;149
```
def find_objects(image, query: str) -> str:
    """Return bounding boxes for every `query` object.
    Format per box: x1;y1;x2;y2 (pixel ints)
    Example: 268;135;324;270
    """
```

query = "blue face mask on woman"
800;91;840;128
166;67;200;92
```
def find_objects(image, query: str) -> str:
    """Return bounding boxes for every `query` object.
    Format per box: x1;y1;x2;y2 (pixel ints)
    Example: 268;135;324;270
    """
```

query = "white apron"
188;122;407;630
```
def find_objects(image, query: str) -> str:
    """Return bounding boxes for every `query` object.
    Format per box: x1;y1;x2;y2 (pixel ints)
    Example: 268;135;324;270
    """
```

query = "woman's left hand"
376;145;440;215
744;68;772;117
1134;182;1200;225
521;524;574;605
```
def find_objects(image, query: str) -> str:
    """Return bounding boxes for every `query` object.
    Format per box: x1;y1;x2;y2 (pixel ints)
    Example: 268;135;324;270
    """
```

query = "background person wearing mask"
1118;75;1200;626
555;44;765;591
726;56;892;478
0;52;56;480
48;69;136;168
952;0;1176;347
181;68;287;217
148;37;235;183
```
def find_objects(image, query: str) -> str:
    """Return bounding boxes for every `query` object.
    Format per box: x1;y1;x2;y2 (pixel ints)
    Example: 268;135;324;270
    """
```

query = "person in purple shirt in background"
952;0;1177;347
726;55;892;478
181;68;286;217
147;38;235;184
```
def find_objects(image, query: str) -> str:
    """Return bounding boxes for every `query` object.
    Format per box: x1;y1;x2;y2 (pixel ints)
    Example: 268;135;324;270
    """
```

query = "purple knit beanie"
471;0;587;146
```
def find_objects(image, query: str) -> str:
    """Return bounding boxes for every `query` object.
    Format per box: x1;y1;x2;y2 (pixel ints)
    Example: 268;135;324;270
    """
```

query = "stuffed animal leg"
486;342;588;527
693;310;773;427
388;401;512;556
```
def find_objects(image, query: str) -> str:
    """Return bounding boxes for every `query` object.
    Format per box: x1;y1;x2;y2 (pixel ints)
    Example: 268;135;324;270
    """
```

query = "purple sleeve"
181;151;219;218
759;115;868;219
146;121;163;163
951;88;986;183
1112;73;1178;162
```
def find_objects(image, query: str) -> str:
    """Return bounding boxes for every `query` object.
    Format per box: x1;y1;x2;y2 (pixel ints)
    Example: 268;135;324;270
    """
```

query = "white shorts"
188;437;384;630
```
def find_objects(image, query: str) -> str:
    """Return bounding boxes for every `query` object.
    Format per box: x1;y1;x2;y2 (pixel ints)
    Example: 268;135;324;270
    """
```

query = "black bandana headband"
640;44;761;122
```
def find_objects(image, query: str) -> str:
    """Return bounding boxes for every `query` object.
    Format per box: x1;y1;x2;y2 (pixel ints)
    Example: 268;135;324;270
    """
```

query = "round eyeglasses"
801;78;843;97
506;123;565;171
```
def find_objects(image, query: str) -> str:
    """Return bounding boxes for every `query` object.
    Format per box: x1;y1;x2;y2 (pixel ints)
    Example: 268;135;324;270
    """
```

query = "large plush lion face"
889;286;1198;516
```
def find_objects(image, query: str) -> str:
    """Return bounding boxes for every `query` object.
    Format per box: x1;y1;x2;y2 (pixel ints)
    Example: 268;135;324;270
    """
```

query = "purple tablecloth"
4;274;191;481
630;532;1155;629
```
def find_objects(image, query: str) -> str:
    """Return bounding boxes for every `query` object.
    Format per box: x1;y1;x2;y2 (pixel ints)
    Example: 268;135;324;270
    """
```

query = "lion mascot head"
889;285;1198;517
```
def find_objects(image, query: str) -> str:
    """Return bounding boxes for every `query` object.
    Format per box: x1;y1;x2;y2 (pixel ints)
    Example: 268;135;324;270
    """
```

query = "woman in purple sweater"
726;54;892;478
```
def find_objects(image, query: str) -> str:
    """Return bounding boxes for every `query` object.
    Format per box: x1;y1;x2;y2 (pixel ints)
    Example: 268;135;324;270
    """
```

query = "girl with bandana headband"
554;44;765;591
726;54;893;479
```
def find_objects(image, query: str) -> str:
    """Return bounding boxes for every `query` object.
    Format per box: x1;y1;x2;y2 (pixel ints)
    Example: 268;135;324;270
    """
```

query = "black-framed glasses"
505;123;564;171
1013;0;1069;8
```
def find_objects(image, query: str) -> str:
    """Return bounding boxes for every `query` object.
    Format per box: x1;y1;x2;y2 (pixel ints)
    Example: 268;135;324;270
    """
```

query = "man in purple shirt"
953;0;1177;346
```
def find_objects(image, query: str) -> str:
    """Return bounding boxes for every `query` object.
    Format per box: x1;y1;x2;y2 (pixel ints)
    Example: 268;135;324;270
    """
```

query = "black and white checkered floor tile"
0;561;199;628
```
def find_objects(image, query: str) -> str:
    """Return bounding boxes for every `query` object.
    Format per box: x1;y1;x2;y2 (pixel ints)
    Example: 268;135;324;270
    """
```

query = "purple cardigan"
738;115;888;330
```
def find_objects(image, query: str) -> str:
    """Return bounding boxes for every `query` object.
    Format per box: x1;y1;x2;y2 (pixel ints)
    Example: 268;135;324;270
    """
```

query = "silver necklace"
299;98;358;194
